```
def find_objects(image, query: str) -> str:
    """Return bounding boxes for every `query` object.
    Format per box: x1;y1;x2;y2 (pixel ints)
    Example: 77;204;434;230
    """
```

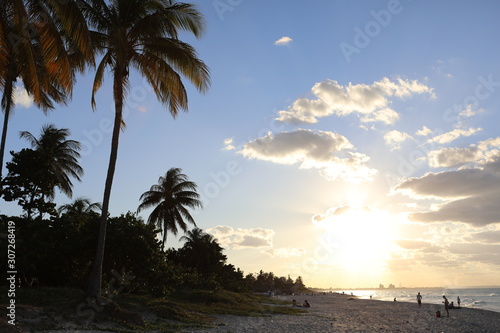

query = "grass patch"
4;287;306;332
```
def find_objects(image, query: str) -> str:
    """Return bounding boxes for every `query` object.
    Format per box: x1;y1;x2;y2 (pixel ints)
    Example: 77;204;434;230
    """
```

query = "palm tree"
58;197;102;215
0;0;92;180
20;124;84;198
82;0;209;298
179;228;225;273
138;168;203;249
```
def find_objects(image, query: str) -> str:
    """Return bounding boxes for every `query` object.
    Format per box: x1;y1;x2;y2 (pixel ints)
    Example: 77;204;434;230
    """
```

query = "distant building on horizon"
389;284;396;289
379;284;384;289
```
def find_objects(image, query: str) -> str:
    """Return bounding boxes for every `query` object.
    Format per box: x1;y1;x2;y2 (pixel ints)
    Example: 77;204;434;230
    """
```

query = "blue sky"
3;0;500;288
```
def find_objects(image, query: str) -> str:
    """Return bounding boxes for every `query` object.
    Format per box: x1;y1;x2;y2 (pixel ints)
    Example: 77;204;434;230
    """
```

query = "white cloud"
360;107;399;124
207;225;274;249
223;137;236;151
274;36;293;45
312;205;364;224
428;147;478;168
427;137;500;168
14;86;33;108
459;104;483;118
384;130;413;150
275;77;434;125
238;129;377;183
416;126;433;136
427;127;482;144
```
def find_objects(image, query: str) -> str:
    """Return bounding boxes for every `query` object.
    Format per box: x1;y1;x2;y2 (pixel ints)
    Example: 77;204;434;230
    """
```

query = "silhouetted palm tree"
0;0;92;180
82;0;209;298
20;124;84;198
138;167;203;249
58;197;102;215
179;228;225;273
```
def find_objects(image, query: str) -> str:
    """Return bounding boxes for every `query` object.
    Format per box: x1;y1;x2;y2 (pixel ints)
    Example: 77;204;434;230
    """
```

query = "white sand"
186;293;500;333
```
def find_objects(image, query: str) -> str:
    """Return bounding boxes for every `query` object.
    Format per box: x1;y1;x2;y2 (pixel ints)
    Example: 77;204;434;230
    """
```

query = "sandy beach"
187;293;500;333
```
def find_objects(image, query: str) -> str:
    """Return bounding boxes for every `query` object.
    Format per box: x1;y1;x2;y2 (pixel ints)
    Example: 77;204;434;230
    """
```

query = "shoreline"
192;293;500;332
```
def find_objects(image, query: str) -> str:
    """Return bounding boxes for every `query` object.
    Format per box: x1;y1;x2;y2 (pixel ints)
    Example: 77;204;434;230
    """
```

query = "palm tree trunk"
87;72;125;298
0;79;14;183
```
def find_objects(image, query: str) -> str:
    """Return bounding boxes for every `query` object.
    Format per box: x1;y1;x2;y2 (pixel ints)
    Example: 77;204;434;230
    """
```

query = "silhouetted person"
442;295;450;317
417;292;422;306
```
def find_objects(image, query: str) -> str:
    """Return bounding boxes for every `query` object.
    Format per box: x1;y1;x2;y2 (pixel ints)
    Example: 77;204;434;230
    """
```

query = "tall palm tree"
0;0;93;180
81;0;209;298
20;124;84;198
138;168;203;249
58;197;102;215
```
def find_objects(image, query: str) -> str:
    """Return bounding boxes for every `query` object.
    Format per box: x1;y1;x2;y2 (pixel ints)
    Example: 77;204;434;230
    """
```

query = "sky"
2;0;500;289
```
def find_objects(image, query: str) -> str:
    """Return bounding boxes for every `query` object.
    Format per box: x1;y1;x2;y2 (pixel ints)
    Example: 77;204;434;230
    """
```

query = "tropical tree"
1;148;58;219
82;0;210;298
138;167;203;249
178;228;225;273
20;124;84;198
0;0;92;180
2;125;83;219
58;197;102;215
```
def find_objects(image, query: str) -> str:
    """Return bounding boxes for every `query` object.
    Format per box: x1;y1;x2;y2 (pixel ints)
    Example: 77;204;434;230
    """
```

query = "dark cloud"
395;168;500;199
466;230;500;244
409;195;500;227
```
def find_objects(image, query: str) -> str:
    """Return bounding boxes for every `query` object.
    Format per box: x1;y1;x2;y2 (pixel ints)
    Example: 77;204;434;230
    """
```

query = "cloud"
360;108;399;124
466;230;500;244
395;168;500;199
206;225;274;249
274;36;293;45
428;147;478;168
312;205;369;224
395;163;500;226
384;130;413;150
459;104;484;119
416;126;433;136
427;137;500;168
14;86;33;108
409;195;500;227
394;239;432;250
239;129;377;183
448;243;500;255
427;127;482;144
223;137;236;151
275;77;434;125
266;247;307;258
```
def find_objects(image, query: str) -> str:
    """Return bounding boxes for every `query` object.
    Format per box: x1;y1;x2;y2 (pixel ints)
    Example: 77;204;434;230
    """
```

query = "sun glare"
319;206;396;272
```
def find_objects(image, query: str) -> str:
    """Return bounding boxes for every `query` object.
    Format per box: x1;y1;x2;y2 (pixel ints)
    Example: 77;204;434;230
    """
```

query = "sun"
317;205;397;272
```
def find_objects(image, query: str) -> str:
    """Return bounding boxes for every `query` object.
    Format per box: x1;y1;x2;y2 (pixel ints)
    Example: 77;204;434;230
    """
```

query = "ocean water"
331;287;500;313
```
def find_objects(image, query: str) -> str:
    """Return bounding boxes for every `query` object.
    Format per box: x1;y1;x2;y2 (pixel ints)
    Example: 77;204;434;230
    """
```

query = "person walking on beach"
417;292;422;307
442;295;450;317
457;296;461;308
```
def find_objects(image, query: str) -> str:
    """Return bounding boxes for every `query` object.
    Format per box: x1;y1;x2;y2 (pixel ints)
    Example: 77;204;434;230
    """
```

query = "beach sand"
187;293;500;333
